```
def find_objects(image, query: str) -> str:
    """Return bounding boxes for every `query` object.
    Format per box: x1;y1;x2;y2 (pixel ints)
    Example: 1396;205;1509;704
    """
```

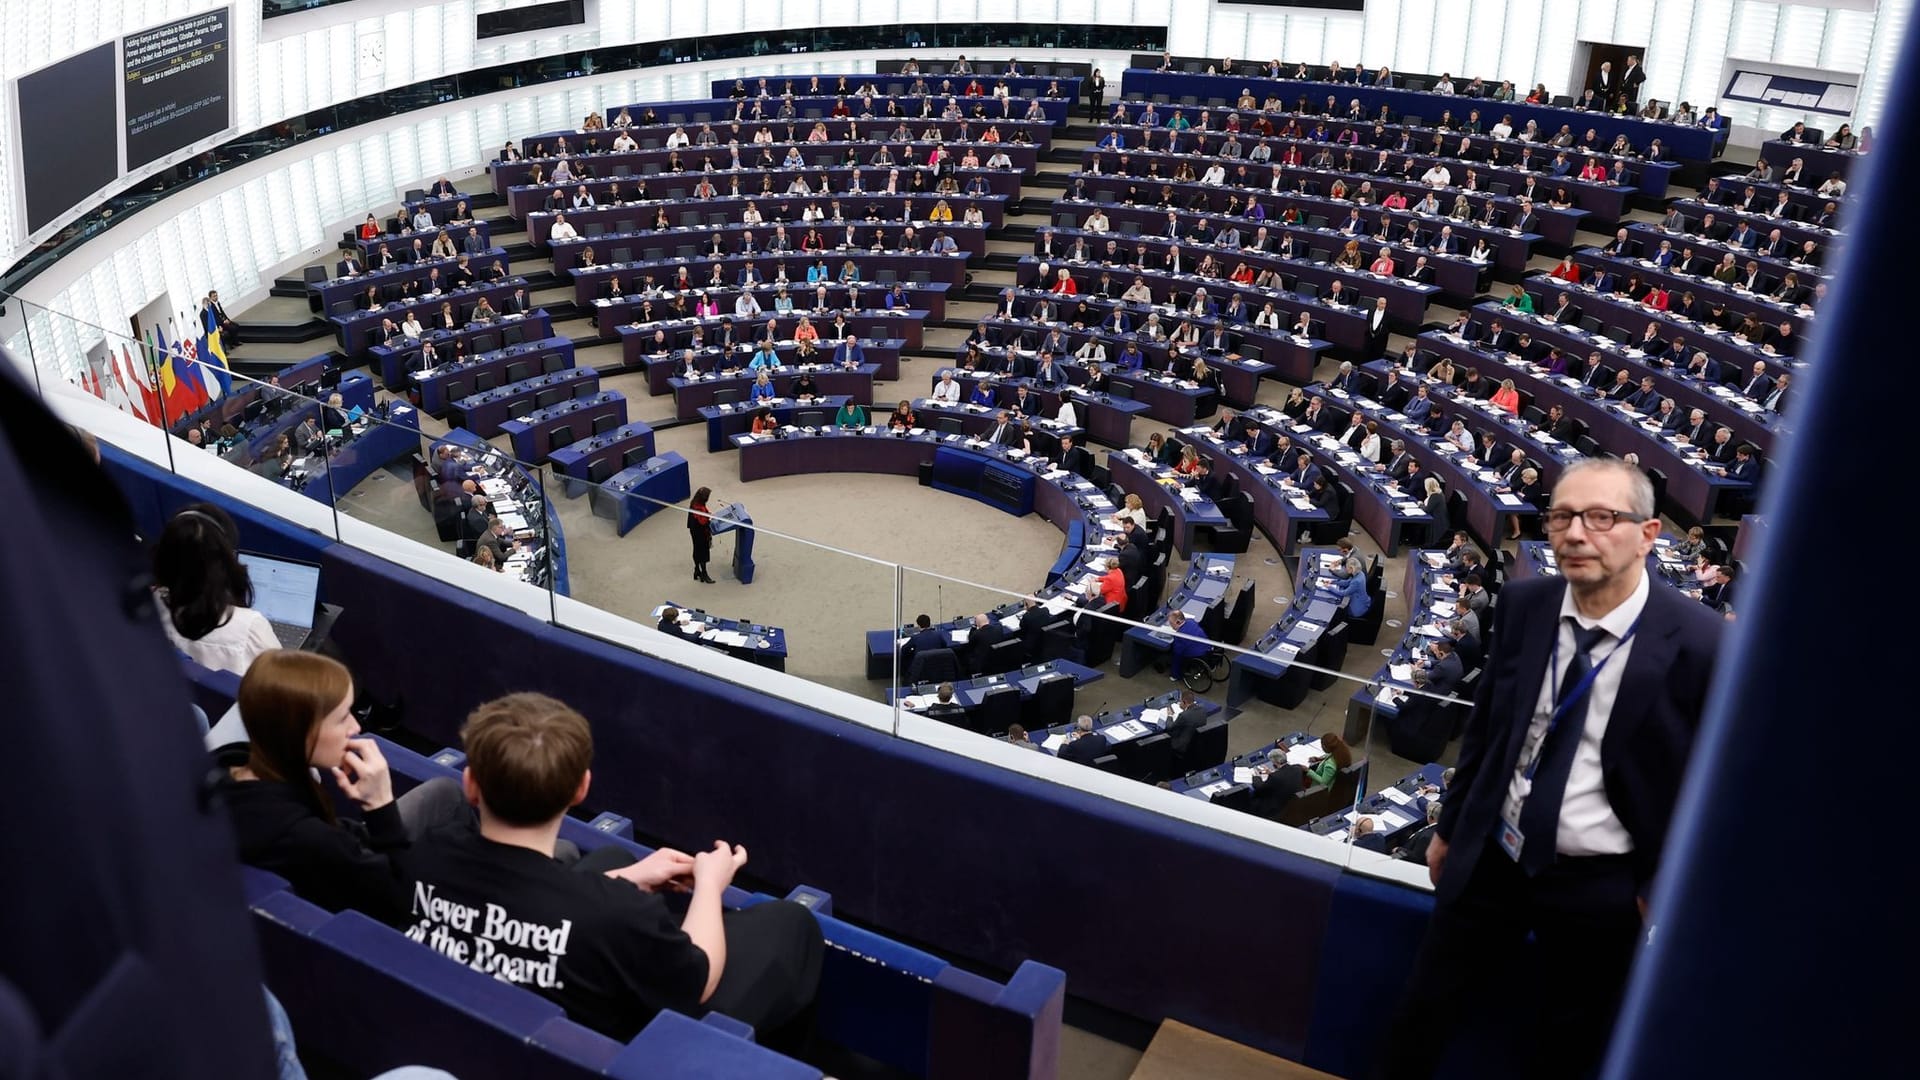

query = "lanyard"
1522;616;1641;780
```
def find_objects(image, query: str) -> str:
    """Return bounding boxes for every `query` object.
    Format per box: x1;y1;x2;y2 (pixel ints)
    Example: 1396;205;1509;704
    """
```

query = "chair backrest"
907;647;961;682
937;416;965;437
1222;579;1257;645
713;388;744;406
1022;674;1076;731
972;686;1022;735
982;636;1027;677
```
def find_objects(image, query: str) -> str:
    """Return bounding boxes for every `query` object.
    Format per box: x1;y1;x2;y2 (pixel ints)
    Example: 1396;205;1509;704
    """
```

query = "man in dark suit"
1056;715;1112;766
922;683;970;722
1058;434;1094;478
1377;458;1724;1080
1016;597;1053;658
1163;690;1209;771
1365;297;1391;356
965;611;1009;673
900;614;949;671
985;410;1019;446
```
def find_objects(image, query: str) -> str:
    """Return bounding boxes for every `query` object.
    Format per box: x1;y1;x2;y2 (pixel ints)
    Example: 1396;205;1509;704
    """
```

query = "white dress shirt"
931;379;961;403
1503;571;1648;856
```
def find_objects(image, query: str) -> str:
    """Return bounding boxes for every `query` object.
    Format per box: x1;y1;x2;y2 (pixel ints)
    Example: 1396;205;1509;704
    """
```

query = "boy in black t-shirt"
399;693;822;1043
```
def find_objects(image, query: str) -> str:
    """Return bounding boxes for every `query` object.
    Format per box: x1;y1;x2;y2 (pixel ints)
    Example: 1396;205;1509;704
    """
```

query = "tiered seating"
183;664;1066;1080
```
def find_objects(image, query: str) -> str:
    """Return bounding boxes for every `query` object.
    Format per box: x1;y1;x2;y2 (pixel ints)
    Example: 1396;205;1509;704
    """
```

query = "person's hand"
332;738;394;810
607;847;696;892
691;840;748;893
1427;833;1450;886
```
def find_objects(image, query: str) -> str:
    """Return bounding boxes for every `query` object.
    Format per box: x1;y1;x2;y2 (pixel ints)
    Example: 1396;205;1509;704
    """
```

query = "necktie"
1517;621;1613;874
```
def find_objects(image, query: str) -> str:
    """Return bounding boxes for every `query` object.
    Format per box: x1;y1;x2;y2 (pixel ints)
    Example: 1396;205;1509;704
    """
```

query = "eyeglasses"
1543;508;1651;532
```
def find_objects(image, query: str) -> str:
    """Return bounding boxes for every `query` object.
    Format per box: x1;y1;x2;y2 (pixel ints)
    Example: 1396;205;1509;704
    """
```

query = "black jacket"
215;750;413;924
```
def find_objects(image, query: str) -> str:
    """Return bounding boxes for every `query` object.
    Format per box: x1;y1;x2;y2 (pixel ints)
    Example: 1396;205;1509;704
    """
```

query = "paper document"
1390;663;1415;682
1042;733;1069;752
1285;741;1325;767
1197;780;1235;797
1232;767;1256;785
1380;786;1414;806
948;629;971;645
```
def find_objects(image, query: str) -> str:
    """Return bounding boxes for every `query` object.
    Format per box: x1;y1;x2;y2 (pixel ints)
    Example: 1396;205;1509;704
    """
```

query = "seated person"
152;504;279;676
218;651;469;924
401;693;824;1042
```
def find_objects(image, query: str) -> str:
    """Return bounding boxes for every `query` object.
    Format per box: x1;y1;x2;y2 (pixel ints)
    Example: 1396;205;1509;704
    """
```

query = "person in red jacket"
1097;557;1129;607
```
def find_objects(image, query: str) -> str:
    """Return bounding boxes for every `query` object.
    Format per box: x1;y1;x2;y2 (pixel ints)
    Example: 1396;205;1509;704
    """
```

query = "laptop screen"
238;552;320;631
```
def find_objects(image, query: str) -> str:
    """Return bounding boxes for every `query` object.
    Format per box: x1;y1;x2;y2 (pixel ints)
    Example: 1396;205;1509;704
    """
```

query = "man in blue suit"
833;335;865;367
1403;384;1434;426
1376;459;1724;1080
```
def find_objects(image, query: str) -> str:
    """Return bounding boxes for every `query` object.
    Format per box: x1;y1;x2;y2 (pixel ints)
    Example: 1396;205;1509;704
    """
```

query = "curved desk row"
1226;547;1349;711
435;428;567;595
1012;255;1368;356
508;164;1027;217
1117;554;1237;676
1119;69;1717;165
656;600;788;669
528;191;1010;247
449;366;599;438
548;422;658;497
294;405;423;507
371;311;553;390
569;250;967;309
513;111;1056;166
1068;164;1582;251
679;363;881;423
332;279;531;357
1106;451;1230;557
1393;338;1754;524
600;281;947;340
417;336;576;417
1302;386;1541;546
970;300;1300;398
940;371;1151;448
1050;194;1526;283
499;139;1042;200
1025;230;1441;329
551;218;991;273
588;452;692;537
1450;301;1786;442
622;312;920;386
1527;276;1800;391
500;391;629;465
354;218;491;258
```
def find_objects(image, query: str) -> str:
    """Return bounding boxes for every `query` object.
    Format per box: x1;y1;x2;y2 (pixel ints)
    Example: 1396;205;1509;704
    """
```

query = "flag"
76;358;102;399
155;323;192;419
172;320;210;410
200;320;232;399
124;341;161;424
111;342;148;422
98;351;135;415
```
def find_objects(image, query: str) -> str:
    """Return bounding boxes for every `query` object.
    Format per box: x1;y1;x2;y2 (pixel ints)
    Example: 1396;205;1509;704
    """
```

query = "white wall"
1169;0;1907;137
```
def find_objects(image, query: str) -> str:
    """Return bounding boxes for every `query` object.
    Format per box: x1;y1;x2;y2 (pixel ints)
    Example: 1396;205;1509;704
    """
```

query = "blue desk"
500;392;630;464
703;396;855;453
1119;69;1716;168
654;601;788;670
1027;691;1219;782
571;251;968;309
435;428;568;596
1178;420;1380;553
357;219;490;257
297;404;422;505
418;337;576;416
527;191;1010;246
448;366;600;438
1307;764;1448;844
547;422;658;497
887;660;1103;707
597;282;950;339
624;312;919;388
931;445;1038;517
1341;549;1461;743
1173;730;1323;799
588;452;691;537
372;311;553;390
332;279;531;357
310;248;510;314
1118;554;1237;676
1107;451;1229;556
675;363;881;421
1226;547;1346;710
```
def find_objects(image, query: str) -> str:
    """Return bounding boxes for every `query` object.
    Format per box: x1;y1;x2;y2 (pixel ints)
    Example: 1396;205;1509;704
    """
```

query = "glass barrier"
2;287;1496;882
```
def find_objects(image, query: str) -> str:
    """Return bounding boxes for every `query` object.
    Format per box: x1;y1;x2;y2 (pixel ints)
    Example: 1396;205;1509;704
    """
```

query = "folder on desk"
1390;663;1415;682
1285;740;1325;766
1232;766;1256;785
1042;733;1069;753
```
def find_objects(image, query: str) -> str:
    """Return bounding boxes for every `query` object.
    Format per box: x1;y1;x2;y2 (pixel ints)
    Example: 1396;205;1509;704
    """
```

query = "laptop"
238;552;322;649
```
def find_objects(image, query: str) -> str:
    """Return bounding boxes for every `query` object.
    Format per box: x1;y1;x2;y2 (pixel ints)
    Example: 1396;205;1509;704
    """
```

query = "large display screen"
123;8;232;171
17;43;121;233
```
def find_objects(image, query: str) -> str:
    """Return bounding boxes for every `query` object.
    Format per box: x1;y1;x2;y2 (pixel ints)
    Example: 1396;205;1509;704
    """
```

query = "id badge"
1497;808;1525;861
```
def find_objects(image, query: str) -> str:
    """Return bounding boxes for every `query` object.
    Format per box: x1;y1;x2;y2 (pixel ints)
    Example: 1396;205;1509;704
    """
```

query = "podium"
709;502;756;584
